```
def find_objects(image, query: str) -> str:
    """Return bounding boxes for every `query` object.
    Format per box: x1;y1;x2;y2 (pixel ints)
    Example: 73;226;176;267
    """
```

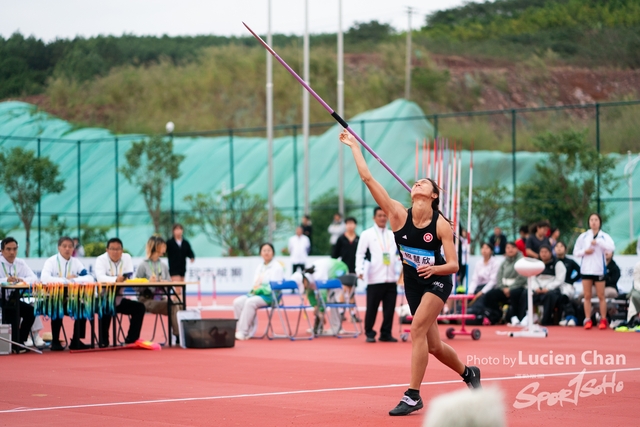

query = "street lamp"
624;150;640;241
166;121;175;225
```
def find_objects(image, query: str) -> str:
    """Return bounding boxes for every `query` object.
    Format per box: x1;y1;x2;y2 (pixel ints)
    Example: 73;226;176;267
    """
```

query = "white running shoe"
509;316;520;326
25;337;34;347
34;335;46;347
235;332;248;341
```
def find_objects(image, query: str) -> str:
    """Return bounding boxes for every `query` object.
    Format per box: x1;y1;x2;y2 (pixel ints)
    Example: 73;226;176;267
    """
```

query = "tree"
0;147;64;257
120;136;184;233
515;130;618;247
347;20;395;44
184;189;290;256
459;182;512;254
309;190;357;256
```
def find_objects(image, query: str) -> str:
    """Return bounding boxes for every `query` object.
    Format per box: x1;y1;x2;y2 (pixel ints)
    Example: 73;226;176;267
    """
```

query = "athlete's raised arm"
339;130;407;230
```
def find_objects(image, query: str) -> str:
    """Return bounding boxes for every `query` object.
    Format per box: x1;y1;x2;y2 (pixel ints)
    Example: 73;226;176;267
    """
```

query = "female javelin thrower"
339;130;481;416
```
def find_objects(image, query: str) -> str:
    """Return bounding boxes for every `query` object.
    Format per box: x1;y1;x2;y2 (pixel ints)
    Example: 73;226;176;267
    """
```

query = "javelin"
243;22;412;193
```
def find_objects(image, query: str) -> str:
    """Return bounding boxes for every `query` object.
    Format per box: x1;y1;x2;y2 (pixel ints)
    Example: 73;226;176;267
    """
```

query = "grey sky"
1;0;467;41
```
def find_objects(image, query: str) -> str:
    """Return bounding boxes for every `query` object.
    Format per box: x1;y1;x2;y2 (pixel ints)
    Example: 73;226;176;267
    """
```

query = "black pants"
292;264;306;274
365;283;397;339
483;288;509;324
506;287;526;321
516;288;562;326
1;300;36;344
51;317;87;344
100;298;146;346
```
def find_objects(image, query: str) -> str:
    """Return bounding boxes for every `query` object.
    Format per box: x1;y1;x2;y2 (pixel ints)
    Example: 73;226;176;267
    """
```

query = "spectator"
515;225;529;257
489;227;507;255
95;237;146;348
136;236;182;343
332;217;359;273
468;243;500;298
288;226;310;274
355;207;399;343
472;242;526;325
512;245;566;326
301;215;313;253
332;217;360;310
166;224;195;282
41;236;95;351
525;221;551;259
555;242;581;285
233;243;284;340
573;213;615;329
604;251;620;299
549;228;560;251
327;213;346;251
72;237;85;257
0;237;37;351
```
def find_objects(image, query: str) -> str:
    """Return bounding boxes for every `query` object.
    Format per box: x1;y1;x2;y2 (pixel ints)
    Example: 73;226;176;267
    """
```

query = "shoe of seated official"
50;341;65;351
463;366;482;389
69;339;90;350
379;336;398;342
389;394;423;416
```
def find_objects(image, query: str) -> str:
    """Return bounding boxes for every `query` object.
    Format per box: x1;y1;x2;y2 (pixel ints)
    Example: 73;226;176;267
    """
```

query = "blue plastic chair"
315;279;361;338
260;281;314;341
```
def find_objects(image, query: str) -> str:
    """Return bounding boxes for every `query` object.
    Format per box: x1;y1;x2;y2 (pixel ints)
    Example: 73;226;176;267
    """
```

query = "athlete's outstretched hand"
339;129;357;148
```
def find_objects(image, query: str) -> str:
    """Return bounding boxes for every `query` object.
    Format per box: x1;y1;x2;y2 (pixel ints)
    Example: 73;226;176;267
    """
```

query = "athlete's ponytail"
426;178;453;226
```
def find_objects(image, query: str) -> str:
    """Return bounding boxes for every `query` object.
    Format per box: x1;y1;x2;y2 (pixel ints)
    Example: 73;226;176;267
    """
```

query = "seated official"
95;238;146;347
475;242;527;325
41;236;96;351
135;236;182;342
511;245;568;326
291;258;350;335
0;237;37;351
233;243;284;340
468;243;500;299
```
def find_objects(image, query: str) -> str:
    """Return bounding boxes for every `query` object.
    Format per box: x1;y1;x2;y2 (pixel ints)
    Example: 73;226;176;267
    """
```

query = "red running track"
0;295;638;426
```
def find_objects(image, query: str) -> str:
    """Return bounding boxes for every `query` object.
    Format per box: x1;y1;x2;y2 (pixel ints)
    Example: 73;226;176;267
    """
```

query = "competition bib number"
399;245;435;269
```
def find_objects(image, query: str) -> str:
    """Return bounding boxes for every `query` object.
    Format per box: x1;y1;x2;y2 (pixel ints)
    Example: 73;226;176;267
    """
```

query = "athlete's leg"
582;279;593;320
427;316;465;375
409;292;444;389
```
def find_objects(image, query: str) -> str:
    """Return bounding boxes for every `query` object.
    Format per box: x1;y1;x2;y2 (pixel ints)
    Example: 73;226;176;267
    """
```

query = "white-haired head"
423;387;506;427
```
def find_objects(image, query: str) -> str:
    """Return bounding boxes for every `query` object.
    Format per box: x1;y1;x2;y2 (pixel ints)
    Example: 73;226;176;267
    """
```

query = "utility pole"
337;0;345;216
267;0;274;241
303;0;310;215
405;6;415;100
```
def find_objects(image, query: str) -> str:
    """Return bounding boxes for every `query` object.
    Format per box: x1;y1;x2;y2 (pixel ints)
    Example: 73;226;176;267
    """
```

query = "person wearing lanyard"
41;236;95;351
135;236;182;343
355;207;400;343
0;237;37;352
95;237;146;347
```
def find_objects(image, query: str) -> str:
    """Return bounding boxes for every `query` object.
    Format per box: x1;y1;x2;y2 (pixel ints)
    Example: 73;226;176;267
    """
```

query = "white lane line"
2;367;639;414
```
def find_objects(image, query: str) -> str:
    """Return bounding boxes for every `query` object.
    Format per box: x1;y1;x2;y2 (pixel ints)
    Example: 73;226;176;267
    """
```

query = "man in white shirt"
0;237;37;350
288;226;311;274
95;237;146;347
327;213;346;250
355;207;399;343
41;236;95;351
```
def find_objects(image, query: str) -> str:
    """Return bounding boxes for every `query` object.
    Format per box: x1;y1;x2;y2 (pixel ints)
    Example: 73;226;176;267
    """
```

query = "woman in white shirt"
573;213;615;330
233;243;284;340
469;243;500;298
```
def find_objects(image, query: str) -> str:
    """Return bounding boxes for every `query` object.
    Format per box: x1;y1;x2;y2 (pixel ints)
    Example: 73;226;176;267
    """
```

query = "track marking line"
2;367;639;414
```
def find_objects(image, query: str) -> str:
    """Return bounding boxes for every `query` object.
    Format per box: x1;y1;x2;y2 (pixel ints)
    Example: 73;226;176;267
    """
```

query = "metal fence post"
433;115;438;139
115;137;119;237
37;138;41;257
293;125;299;225
596;103;601;214
229;129;235;191
77;140;81;240
170;134;175;227
511;110;517;239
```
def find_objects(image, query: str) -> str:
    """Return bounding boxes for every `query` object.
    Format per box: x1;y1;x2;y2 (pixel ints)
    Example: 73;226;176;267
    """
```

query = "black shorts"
581;274;605;282
404;276;453;315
